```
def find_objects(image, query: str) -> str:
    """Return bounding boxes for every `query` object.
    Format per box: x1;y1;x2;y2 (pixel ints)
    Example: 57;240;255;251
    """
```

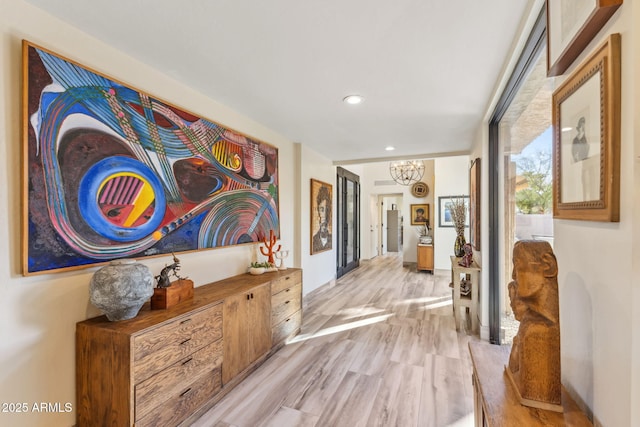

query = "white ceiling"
25;0;532;163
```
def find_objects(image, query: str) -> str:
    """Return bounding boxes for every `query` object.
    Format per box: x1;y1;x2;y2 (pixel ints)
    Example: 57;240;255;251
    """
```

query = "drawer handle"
247;294;251;300
180;338;191;345
180;318;192;325
285;300;290;304
182;357;193;365
180;388;192;397
285;288;290;292
285;318;290;322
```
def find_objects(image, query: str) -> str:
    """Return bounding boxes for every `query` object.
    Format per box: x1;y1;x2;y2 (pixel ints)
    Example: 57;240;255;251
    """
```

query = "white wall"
299;144;337;296
433;156;470;270
553;4;634;426
0;2;297;426
632;1;640;424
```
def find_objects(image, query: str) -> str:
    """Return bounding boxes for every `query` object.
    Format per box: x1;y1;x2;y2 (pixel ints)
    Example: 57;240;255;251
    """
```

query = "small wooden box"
151;279;194;310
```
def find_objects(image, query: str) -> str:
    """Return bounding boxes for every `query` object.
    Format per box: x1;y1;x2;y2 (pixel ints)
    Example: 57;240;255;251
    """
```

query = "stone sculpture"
90;260;154;321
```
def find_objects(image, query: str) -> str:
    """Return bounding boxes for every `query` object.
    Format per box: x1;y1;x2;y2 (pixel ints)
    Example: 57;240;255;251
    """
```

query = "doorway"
376;194;404;255
336;167;360;278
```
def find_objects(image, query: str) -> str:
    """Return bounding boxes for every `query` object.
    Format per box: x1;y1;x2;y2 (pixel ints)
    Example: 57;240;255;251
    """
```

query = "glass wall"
499;46;554;343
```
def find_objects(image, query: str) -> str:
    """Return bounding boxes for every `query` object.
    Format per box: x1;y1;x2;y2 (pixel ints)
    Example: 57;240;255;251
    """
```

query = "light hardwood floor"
192;253;481;427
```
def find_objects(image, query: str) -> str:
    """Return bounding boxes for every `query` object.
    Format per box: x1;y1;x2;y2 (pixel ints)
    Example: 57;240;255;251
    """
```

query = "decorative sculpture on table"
155;253;185;288
458;243;474;267
274;250;289;270
89;259;154;321
260;229;281;264
506;240;562;411
151;254;194;310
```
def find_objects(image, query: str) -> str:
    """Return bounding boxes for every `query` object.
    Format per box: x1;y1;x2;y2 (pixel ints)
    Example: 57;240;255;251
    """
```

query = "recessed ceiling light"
562;127;573;132
343;95;364;105
385;146;395;151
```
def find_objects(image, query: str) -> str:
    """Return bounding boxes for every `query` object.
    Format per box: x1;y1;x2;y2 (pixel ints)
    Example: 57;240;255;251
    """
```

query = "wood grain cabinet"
270;270;303;347
468;341;592;427
76;303;223;427
76;269;302;427
222;283;271;384
417;244;434;272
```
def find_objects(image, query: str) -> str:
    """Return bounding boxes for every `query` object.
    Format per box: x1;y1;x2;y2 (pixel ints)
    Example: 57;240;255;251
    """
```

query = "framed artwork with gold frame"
410;204;429;226
22;41;280;274
552;33;620;222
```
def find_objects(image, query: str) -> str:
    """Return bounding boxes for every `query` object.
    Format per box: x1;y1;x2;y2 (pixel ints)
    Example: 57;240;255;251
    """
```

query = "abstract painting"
23;41;280;274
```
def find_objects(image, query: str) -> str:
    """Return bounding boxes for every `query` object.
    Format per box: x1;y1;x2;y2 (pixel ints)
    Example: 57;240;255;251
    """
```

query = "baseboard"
480;323;490;341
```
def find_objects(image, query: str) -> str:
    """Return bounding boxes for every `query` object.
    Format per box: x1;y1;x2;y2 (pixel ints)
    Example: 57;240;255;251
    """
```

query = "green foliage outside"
515;150;552;214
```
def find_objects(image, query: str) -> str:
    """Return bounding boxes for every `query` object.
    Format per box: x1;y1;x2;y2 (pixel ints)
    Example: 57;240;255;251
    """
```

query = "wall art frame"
22;41;280;275
438;196;469;228
410;204;429;226
547;0;622;77
469;158;481;249
310;178;333;255
552;33;620;222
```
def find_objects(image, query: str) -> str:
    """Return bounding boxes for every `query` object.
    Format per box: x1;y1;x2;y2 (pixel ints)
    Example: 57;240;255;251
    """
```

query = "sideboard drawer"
273;309;302;345
135;367;222;427
135;338;223;420
272;283;302;325
134;303;222;382
271;270;302;295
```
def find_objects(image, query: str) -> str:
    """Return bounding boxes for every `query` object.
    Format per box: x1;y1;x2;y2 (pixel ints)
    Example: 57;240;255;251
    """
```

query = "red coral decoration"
260;230;281;264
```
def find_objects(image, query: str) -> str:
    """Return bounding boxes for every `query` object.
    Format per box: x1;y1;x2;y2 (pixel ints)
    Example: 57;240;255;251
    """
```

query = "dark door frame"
336;166;360;278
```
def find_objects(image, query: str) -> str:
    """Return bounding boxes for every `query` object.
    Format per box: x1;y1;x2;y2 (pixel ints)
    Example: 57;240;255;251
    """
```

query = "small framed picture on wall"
410;204;429;226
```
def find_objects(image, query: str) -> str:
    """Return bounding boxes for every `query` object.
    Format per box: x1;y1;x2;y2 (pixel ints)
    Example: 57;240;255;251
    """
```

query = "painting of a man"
311;179;332;254
410;204;429;226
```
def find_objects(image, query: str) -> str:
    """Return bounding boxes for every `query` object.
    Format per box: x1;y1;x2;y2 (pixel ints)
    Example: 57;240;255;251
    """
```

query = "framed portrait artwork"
438;196;469;228
547;0;622;77
410;204;429;226
552;33;620;222
469;158;481;249
22;41;280;274
310;179;332;254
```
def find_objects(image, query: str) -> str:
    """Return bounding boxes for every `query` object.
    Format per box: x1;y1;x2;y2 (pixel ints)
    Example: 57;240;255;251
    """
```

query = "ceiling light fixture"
343;95;364;105
385;146;395;151
389;160;425;186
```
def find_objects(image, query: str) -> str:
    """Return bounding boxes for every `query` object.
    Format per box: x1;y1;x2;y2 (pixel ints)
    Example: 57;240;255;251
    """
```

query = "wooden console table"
468;341;592;426
450;256;479;332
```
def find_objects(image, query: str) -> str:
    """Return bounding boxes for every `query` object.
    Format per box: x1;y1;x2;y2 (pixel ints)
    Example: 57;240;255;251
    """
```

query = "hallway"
192;254;480;426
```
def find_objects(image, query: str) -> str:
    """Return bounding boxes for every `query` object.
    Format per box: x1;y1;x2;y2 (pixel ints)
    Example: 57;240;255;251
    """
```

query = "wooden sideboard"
76;268;302;427
468;341;592;427
417;244;434;273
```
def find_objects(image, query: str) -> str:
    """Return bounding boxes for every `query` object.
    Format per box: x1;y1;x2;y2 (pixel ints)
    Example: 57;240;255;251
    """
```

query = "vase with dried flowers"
449;196;467;257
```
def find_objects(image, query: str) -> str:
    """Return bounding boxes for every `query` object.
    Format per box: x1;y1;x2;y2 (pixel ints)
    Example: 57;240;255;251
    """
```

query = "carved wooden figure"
506;240;562;412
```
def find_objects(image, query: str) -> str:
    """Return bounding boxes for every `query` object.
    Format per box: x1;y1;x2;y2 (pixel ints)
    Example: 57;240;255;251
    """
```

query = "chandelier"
389;160;425;186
